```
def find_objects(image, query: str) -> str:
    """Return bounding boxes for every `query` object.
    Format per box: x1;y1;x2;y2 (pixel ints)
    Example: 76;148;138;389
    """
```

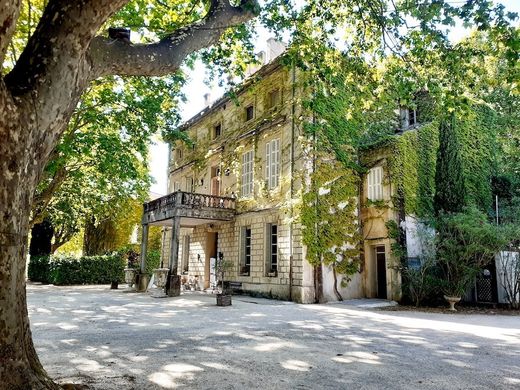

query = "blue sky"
149;0;520;195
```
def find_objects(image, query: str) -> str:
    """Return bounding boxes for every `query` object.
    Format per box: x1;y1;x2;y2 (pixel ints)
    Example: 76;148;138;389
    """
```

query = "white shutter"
266;139;280;189
367;167;383;201
266;142;271;188
242;150;254;197
272;139;280;188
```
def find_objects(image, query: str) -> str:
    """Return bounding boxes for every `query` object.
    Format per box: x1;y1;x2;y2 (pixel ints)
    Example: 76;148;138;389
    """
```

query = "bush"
145;250;162;276
435;207;517;297
28;256;51;283
28;254;126;285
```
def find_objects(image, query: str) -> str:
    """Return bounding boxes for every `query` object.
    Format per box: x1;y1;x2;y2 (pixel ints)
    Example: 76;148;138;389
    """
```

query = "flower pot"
124;268;137;288
444;295;461;311
216;294;232;306
153;268;169;288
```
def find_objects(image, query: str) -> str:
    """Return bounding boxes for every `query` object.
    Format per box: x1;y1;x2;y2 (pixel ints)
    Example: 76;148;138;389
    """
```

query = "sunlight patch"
281;360;311;371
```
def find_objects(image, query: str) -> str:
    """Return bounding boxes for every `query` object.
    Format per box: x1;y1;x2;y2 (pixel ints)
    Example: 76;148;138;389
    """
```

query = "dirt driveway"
28;284;520;389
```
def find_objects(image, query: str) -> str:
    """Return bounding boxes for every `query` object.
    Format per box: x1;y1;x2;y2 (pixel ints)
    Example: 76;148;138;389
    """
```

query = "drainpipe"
289;61;296;302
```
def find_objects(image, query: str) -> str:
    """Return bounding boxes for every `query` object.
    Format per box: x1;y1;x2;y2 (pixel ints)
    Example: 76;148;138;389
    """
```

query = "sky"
148;0;520;195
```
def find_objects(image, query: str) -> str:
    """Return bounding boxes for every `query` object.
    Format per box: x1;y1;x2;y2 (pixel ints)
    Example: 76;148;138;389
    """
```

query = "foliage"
28;254;126;285
434;113;467;215
120;247;162;277
435;208;517;297
145;250;162;277
27;256;52;284
215;257;234;294
300;156;361;299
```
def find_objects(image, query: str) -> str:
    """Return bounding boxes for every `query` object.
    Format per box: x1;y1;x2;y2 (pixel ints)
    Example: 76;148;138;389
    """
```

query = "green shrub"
145;250;161;276
28;254;126;285
28;256;51;283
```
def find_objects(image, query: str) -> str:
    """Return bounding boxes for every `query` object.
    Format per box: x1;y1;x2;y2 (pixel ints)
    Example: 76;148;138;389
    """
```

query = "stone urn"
444;295;461;311
124;268;138;288
153;268;170;288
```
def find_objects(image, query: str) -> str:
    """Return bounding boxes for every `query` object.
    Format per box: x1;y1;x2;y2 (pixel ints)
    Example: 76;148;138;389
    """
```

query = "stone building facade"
143;45;403;303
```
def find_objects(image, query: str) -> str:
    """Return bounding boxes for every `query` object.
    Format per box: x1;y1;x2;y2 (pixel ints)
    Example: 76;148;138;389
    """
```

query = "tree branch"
0;0;21;67
89;0;259;78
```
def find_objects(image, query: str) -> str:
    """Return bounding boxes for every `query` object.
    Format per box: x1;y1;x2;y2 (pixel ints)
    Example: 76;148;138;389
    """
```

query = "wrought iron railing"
144;191;236;213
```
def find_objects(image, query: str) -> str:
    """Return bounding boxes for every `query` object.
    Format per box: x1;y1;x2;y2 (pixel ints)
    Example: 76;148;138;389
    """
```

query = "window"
265;138;280;189
367;166;383;201
266;224;278;275
175;147;183;162
240;226;252;276
173;181;181;192
185;176;194;192
400;107;418;129
241;150;254;197
212;123;222;140
245;105;254;122
267;89;281;109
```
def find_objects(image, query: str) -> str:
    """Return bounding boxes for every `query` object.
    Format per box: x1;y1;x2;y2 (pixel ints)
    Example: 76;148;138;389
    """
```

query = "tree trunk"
29;220;54;258
0;156;60;388
332;266;343;301
313;264;324;303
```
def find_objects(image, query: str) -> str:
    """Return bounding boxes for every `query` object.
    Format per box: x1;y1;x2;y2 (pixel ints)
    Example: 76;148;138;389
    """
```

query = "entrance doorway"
205;232;218;289
375;246;387;299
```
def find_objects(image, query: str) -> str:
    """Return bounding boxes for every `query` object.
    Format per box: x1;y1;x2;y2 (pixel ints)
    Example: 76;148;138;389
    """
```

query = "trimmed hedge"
28;254;125;285
28;250;162;286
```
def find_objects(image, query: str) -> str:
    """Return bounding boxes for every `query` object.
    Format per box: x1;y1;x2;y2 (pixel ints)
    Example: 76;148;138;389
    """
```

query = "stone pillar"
136;224;149;292
166;216;181;297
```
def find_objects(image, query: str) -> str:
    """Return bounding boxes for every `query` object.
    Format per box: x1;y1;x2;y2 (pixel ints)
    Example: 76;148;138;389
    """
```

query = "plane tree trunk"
0;0;257;388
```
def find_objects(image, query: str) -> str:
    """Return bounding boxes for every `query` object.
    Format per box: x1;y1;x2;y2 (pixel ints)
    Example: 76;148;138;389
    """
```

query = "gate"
476;263;498;303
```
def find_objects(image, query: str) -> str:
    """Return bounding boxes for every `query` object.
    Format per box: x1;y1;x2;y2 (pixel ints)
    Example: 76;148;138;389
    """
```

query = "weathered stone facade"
148;51;401;303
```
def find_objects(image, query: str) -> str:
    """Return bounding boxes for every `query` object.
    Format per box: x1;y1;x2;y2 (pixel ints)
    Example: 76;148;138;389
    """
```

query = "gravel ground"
28;284;520;389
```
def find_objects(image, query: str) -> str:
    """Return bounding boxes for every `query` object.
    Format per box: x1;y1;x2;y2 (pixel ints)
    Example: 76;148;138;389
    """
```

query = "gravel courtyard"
28;284;520;389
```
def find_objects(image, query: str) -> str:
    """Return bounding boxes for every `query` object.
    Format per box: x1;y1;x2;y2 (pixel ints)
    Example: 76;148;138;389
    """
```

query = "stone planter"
444;295;461;311
153;268;169;288
124;268;137;288
216;294;232;306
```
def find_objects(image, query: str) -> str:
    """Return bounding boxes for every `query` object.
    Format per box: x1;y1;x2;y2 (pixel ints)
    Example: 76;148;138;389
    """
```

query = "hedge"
28;250;162;286
28;254;125;285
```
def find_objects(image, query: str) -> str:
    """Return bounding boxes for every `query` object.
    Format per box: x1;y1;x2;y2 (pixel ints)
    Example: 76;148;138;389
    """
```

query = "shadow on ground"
28;284;520;389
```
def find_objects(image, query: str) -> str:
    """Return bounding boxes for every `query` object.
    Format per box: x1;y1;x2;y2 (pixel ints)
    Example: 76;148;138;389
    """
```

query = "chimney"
266;38;286;62
204;93;211;106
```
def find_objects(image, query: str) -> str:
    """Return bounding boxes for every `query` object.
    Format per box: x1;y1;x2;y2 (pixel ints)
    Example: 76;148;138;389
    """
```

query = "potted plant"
123;249;139;288
215;256;234;306
436;208;510;311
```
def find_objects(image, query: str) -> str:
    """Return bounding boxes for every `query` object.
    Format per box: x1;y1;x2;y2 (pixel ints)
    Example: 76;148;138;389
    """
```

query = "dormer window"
400;107;418;130
212;123;222;140
245;105;254;122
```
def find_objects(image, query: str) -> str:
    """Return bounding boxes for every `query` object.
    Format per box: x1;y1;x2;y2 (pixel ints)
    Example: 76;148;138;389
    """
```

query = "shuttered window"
265;138;280;189
367;166;383;201
241;150;254;197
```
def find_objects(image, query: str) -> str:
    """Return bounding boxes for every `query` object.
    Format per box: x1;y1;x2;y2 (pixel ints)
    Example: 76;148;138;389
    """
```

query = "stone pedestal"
166;275;181;297
136;273;150;292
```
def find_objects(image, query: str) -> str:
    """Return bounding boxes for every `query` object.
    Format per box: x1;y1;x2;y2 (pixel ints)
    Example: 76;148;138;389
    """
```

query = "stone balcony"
142;191;236;226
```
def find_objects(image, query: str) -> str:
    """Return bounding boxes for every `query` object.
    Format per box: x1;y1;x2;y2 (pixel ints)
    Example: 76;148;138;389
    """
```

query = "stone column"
166;216;181;296
136;224;150;292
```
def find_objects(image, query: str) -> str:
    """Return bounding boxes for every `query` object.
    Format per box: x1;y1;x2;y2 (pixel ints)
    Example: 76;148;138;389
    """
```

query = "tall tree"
0;1;258;388
434;113;467;215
